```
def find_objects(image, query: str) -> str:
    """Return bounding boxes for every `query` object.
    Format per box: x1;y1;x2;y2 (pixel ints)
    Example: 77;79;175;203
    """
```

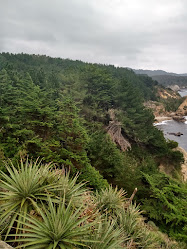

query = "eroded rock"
173;116;186;122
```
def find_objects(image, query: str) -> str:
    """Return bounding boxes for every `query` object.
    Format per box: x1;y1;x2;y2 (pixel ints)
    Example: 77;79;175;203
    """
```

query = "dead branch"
126;188;138;208
107;109;131;151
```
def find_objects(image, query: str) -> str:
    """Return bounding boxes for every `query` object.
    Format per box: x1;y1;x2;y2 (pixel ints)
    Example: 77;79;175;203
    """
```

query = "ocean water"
154;89;187;151
155;117;187;151
178;88;187;97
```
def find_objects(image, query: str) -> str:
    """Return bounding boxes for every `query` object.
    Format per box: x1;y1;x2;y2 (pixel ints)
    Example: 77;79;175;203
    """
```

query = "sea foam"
154;120;172;126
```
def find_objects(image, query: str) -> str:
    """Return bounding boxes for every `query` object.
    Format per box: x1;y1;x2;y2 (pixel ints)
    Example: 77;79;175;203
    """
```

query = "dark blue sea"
155;117;187;151
154;89;187;151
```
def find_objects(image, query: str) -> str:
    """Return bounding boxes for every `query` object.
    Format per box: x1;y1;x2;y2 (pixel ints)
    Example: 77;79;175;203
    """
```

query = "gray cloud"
1;0;187;73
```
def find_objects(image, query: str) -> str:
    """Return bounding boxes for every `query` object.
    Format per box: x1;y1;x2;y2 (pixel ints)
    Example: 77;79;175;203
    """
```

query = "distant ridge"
132;69;187;77
133;69;187;87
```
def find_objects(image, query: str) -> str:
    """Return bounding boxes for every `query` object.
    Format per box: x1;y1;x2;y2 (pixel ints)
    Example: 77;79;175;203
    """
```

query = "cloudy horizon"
1;0;187;73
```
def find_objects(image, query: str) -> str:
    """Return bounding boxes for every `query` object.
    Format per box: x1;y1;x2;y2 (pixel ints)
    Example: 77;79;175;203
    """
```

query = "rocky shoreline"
154;114;187;180
154;116;172;122
154;114;186;124
146;96;187;124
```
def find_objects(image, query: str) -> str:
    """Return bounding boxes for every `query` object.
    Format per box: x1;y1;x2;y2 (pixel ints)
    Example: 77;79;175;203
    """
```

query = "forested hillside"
133;69;178;76
152;74;187;87
133;69;187;87
0;53;186;246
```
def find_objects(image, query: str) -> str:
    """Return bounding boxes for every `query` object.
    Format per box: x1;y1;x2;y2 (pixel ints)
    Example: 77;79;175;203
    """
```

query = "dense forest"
0;53;186;248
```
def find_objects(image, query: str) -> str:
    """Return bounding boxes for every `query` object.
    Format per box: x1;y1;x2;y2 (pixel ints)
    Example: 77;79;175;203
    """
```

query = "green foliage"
0;53;186;245
0;159;184;248
161;97;184;112
0;159;59;238
79;163;109;190
49;97;89;168
95;186;126;216
87;131;125;180
40;168;87;207
119;205;159;249
82;65;114;109
141;173;187;243
0;53;170;163
167;140;178;149
152;73;187;88
87;132;144;195
86;218;124;249
114;79;160;144
10;198;93;249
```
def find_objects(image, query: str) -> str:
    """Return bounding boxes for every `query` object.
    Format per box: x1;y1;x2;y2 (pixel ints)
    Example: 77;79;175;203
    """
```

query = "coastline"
154;115;187;124
152;96;187;124
154;116;187;181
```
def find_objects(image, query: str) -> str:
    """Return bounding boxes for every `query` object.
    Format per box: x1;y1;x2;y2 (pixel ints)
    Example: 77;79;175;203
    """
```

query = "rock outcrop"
172;116;186;122
167;85;180;91
145;97;187;124
157;87;180;99
144;101;166;117
168;132;183;136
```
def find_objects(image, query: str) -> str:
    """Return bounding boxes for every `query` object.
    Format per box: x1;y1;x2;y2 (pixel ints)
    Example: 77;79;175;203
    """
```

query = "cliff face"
144;87;184;119
144;101;166;117
156;87;180;99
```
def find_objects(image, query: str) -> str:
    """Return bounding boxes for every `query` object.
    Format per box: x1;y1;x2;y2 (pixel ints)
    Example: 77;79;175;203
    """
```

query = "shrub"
9;198;94;248
95;186;126;216
0;159;59;238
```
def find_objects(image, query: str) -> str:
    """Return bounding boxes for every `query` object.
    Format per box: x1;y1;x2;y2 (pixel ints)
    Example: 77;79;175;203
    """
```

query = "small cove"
155;117;187;151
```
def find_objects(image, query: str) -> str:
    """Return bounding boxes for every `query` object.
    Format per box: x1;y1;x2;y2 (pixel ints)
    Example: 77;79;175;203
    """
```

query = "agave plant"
57;172;87;208
10;197;94;249
38;166;87;208
119;204;158;249
0;159;60;238
95;185;126;217
86;217;125;249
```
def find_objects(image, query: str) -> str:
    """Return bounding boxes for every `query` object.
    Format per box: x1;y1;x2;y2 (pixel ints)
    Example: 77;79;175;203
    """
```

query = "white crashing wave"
184;116;187;124
154;120;172;126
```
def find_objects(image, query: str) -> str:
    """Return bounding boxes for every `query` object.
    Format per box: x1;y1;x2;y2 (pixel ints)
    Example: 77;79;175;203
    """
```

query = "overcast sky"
1;0;187;73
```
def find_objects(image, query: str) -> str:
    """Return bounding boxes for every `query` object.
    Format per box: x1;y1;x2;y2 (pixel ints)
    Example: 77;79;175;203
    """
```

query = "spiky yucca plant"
9;198;94;249
57;172;87;207
0;159;60;238
86;217;125;249
39;166;87;207
95;185;126;216
0;159;184;249
119;204;159;249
